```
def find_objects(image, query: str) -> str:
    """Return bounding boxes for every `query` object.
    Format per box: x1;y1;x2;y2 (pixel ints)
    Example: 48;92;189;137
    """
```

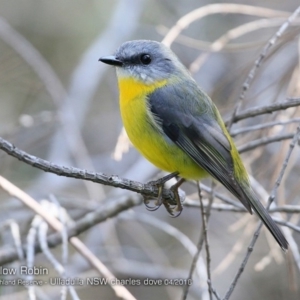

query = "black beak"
99;56;123;67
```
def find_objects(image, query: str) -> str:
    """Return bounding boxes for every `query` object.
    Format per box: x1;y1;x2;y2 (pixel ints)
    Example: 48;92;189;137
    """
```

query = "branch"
231;118;300;136
0;137;176;204
273;218;300;234
238;132;295;153
0;195;141;266
162;4;288;46
184;200;300;213
189;16;293;74
0;176;140;300
182;182;215;300
223;125;300;299
226;5;300;129
198;184;213;300
225;97;300;124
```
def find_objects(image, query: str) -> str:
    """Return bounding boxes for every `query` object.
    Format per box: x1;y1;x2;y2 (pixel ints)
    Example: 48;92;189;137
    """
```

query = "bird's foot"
144;173;185;217
143;172;179;211
163;178;185;217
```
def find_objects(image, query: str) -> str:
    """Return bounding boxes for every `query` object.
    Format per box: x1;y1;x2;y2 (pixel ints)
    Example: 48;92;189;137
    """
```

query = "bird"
99;40;288;251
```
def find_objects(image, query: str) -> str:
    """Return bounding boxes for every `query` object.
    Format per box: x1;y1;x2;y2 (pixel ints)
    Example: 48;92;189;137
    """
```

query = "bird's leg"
144;172;179;211
163;178;185;217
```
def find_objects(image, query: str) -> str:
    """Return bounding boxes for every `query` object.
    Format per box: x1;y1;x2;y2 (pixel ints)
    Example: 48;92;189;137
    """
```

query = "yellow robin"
99;40;288;250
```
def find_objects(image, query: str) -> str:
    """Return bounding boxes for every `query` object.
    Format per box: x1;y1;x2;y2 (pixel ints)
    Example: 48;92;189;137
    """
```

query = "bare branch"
182;182;215;300
273;218;300;233
198;184;213;300
0;176;138;300
231;118;300;136
118;212;207;283
0;194;141;266
0;137;176;203
184;199;300;214
224;125;300;299
238;132;295;153
225;98;300;124
162;4;288;46
227;5;300;129
190;17;295;74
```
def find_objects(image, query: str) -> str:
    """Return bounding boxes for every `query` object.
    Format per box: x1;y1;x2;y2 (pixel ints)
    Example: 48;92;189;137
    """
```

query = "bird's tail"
241;186;288;251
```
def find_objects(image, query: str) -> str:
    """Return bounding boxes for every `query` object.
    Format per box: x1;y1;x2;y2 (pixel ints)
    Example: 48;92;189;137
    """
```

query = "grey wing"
148;85;252;213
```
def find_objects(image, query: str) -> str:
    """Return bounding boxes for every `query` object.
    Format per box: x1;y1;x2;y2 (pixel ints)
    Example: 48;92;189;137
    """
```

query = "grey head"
99;40;189;84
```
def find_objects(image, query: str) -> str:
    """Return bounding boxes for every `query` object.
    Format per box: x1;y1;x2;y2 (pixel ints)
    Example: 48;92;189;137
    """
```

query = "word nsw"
87;278;193;286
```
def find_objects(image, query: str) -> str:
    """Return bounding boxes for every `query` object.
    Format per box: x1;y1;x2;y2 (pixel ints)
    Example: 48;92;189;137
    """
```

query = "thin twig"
157;25;268;52
159;17;300;55
184;199;300;213
210;284;222;300
212;222;254;277
223;221;263;300
238;132;295;153
0;176;137;300
227;5;300;129
37;200;79;300
26;218;39;300
0;220;24;261
198;184;244;209
119;212;207;287
182;182;215;300
190;17;293;74
181;219;205;299
273;218;300;233
270;127;300;198
38;216;79;300
0;194;141;266
224;125;300;300
231;118;300;136
198;184;213;300
225;97;300;124
162;4;288;46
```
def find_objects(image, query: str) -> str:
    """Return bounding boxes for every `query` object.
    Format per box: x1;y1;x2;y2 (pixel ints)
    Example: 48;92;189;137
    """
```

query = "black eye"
140;54;151;65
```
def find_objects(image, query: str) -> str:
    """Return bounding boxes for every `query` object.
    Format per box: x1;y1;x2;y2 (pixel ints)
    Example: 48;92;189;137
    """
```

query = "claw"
163;202;183;217
166;183;184;217
144;201;161;211
144;172;185;216
144;183;164;211
144;197;162;211
170;208;183;218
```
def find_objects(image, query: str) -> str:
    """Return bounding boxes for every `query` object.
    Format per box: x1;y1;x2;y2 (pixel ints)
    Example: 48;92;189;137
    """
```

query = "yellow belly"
118;77;207;179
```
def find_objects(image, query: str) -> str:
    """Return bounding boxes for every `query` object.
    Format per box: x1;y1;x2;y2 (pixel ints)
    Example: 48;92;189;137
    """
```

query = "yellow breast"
117;76;207;179
118;77;167;106
118;76;167;162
